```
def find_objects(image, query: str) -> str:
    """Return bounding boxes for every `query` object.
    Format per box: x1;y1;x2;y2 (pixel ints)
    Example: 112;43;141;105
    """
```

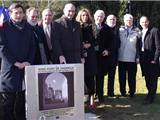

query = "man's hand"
59;56;66;64
136;58;139;64
151;60;156;64
81;58;85;64
22;62;30;66
83;43;91;49
14;62;25;69
102;50;109;56
14;62;31;70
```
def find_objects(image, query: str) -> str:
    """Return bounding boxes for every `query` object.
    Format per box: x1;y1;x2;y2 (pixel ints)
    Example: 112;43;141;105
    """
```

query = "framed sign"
25;64;84;120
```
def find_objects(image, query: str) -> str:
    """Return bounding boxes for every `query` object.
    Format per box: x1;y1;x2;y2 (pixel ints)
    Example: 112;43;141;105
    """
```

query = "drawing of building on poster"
38;67;74;111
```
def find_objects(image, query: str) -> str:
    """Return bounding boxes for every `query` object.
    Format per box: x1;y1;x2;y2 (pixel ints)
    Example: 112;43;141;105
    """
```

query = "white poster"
25;64;84;120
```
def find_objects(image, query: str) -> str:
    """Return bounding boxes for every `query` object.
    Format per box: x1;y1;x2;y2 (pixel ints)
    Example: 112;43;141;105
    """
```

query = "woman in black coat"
76;8;97;107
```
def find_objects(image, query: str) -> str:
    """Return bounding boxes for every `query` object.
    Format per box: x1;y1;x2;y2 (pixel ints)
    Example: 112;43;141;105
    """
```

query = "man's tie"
45;25;52;50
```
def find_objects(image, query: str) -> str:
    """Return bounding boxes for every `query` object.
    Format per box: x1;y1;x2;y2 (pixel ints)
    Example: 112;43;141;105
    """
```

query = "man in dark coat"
26;7;48;64
139;16;160;104
52;3;84;64
0;3;36;120
38;8;56;63
93;10;113;103
106;14;120;97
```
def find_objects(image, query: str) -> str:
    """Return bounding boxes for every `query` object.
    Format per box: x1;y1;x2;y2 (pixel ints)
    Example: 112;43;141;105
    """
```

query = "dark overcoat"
138;27;160;77
107;26;120;66
52;15;83;63
81;24;97;76
33;25;49;64
38;22;58;63
0;20;36;92
94;24;113;75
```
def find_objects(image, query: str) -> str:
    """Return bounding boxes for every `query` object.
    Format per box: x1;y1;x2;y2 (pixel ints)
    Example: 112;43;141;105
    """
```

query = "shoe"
86;95;96;109
129;94;135;98
98;96;104;103
108;96;116;99
118;94;127;99
94;94;98;100
143;100;153;105
121;94;126;97
143;98;153;105
108;93;115;97
89;102;96;109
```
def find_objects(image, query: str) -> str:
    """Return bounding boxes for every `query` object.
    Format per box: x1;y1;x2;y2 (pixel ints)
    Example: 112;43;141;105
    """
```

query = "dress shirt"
141;28;148;51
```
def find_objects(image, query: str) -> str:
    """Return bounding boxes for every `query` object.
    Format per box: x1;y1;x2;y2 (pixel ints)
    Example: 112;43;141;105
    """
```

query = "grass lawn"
85;65;160;120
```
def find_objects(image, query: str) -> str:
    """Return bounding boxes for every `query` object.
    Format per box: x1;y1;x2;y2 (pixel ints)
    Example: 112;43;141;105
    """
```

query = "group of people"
118;14;160;106
0;2;160;120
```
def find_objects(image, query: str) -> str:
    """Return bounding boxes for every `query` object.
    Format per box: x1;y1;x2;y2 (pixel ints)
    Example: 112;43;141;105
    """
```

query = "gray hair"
94;10;105;19
42;8;53;16
123;14;133;21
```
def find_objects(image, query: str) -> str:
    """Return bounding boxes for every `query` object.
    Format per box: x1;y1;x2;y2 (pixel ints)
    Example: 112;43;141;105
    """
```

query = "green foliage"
118;0;128;26
1;1;160;27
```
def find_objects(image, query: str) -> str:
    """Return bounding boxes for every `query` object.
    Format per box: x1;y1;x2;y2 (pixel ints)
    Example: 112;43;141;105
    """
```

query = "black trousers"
85;76;95;96
0;91;26;120
107;64;117;96
96;75;105;100
145;75;158;101
140;52;158;102
118;61;137;96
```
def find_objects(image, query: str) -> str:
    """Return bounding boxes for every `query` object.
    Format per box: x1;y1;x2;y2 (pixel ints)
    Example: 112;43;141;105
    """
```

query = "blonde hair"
76;8;93;24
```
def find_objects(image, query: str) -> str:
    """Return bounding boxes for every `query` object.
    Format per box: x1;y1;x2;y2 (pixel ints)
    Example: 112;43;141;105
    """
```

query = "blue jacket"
0;20;36;92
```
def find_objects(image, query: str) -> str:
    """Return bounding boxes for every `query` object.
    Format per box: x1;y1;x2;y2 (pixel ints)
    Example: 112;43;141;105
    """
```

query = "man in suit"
0;3;36;120
52;3;84;64
94;10;113;103
39;8;55;63
139;16;160;104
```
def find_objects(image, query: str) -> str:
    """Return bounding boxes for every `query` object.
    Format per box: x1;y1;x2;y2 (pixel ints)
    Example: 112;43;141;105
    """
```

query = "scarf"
10;19;25;30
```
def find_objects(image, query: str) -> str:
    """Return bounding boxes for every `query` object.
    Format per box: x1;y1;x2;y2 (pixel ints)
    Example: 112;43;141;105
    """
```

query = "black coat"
0;20;36;92
107;25;120;66
38;22;58;63
94;24;114;75
81;24;97;76
33;25;49;64
52;15;83;63
138;27;160;77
